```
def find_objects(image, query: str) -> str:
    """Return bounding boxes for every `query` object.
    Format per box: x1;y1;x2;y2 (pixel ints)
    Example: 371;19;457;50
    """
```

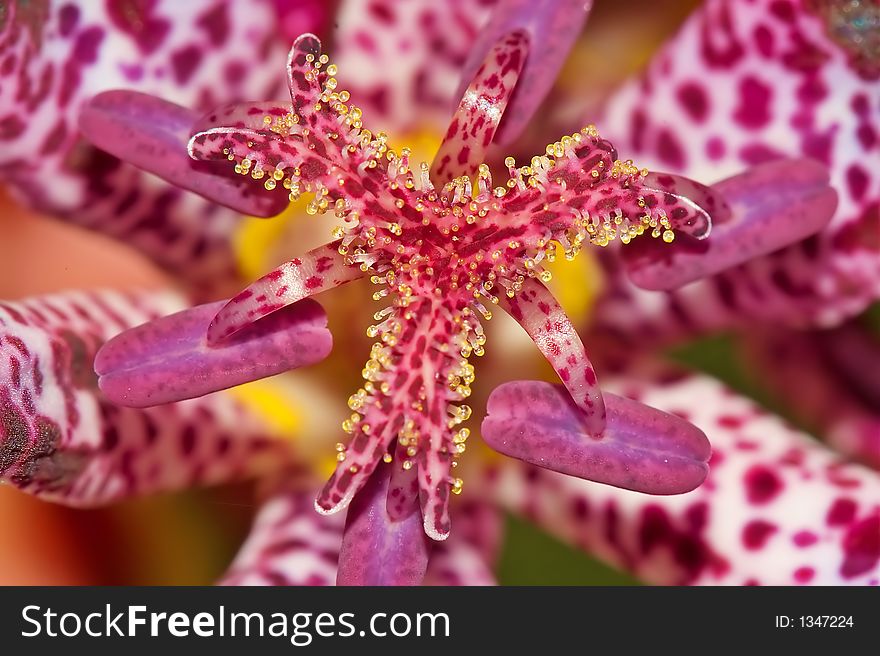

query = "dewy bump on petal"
184;33;718;540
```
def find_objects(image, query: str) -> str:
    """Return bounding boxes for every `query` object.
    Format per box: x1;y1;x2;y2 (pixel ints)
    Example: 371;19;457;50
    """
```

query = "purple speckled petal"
624;159;838;291
336;467;429;586
79;91;288;217
431;30;529;186
482;380;710;495
456;0;592;145
219;483;344;586
96;299;331;407
207;243;361;344
1;291;290;505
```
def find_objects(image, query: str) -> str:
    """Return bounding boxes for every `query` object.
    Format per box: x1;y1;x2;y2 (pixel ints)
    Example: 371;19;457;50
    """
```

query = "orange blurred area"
0;190;171;300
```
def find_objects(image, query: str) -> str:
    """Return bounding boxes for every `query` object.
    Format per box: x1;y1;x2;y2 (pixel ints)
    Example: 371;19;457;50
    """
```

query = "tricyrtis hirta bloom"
96;32;715;543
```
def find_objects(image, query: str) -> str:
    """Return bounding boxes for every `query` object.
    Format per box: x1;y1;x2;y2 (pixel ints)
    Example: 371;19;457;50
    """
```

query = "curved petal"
207;243;362;344
1;290;291;505
482;380;710;495
479;364;880;585
336;466;429;586
431;30;529;186
331;0;495;132
96;299;332;407
500;278;605;435
457;0;593;145
219;483;343;586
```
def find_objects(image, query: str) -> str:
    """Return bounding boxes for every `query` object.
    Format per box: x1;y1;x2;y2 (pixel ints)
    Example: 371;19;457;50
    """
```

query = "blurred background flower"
1;0;877;585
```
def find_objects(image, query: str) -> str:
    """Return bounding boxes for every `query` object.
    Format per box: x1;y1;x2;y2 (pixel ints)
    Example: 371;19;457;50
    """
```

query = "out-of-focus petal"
431;30;528;185
457;0;593;145
219;483;343;586
79;91;288;217
1;290;291;505
271;0;338;43
336;466;429;586
0;1;291;293
332;0;495;133
95;298;332;407
479;363;880;585
624;159;837;290
598;0;880;329
482;380;710;494
744;326;880;469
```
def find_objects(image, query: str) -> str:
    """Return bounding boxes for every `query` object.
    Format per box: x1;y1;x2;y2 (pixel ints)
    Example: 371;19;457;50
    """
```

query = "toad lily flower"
2;0;868;587
91;30;717;556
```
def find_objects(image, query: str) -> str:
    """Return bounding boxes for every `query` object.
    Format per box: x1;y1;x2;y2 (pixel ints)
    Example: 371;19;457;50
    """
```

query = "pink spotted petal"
1;291;290;505
457;0;593;145
271;0;338;44
95;299;331;407
598;0;880;328
501;278;605;435
207;243;361;344
625;159;838;291
331;1;495;133
0;1;293;294
431;30;529;186
79;91;288;217
336;467;429;586
480;365;880;585
482;380;710;495
219;483;343;586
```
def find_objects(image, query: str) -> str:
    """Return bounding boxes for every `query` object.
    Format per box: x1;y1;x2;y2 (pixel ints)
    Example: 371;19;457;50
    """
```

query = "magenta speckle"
656;129;685;169
793;566;815;583
826;498;858;526
171;45;203;85
676;82;708;123
744;464;783;504
733;76;772;129
840;515;880;578
742;520;778;550
793;530;818;547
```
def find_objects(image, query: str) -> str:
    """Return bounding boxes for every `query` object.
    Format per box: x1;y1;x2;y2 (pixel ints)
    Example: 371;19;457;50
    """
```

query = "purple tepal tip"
481;380;710;495
95;299;332;407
